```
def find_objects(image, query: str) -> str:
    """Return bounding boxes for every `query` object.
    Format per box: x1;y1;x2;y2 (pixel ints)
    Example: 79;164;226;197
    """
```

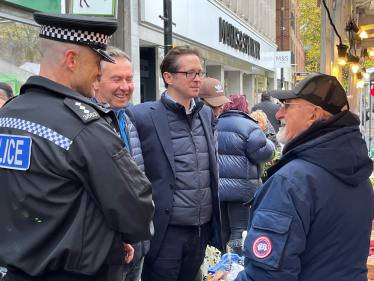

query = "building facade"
0;0;279;108
275;0;305;89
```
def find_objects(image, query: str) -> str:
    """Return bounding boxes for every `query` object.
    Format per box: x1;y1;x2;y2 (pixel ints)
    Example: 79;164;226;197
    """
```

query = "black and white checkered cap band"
40;25;110;49
0;118;73;150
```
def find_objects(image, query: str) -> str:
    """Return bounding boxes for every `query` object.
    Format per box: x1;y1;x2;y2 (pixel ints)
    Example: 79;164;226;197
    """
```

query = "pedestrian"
218;94;275;252
126;45;223;281
250;109;279;150
198;77;232;116
235;73;374;281
93;46;149;281
251;91;281;133
0;83;13;102
0;12;154;281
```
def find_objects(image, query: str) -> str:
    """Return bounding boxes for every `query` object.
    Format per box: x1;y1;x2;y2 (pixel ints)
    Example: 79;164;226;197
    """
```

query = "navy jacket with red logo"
235;111;373;281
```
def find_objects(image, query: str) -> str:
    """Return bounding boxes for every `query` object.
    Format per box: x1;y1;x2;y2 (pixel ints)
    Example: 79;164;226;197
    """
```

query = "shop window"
0;19;40;95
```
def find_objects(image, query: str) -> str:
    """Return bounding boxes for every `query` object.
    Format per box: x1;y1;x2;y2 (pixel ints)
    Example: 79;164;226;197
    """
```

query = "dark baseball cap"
34;12;118;63
269;72;349;115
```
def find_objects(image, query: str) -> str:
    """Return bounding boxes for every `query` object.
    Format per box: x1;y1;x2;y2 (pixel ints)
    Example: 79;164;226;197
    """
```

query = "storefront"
132;0;278;107
0;0;278;108
0;0;63;95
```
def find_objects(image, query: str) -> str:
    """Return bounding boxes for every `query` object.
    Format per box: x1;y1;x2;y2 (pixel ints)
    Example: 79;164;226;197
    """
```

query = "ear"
307;106;324;126
93;81;99;91
163;72;174;87
65;49;79;71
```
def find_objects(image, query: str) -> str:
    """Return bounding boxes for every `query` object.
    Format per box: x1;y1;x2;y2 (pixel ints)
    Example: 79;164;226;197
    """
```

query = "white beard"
276;127;289;145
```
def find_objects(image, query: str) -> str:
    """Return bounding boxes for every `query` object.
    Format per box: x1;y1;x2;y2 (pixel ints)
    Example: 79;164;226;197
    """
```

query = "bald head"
39;38;83;66
38;38;103;98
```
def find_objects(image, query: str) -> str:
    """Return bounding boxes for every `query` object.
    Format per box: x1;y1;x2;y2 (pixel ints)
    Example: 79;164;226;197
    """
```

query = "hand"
123;243;134;264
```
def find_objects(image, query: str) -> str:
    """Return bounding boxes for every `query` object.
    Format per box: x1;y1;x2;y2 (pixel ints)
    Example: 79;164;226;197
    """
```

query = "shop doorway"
140;47;156;102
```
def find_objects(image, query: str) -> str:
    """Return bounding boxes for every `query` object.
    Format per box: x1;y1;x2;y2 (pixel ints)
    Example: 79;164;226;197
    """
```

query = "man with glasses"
126;45;223;281
235;73;373;281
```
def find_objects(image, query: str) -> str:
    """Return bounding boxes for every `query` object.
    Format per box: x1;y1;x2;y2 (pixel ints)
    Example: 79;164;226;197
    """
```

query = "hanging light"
338;59;347;65
370;50;374;57
362;67;370;79
337;43;348;66
357;80;364;88
352;64;359;73
359;30;369;39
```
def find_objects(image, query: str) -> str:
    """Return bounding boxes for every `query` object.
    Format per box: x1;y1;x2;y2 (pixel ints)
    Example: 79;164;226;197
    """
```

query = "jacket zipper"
189;116;202;237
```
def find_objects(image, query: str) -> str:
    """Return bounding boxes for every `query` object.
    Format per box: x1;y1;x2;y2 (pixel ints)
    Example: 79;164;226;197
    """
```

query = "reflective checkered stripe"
40;25;110;48
0;118;73;150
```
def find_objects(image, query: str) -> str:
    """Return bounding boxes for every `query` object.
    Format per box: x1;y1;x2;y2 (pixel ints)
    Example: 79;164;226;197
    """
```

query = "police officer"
0;13;154;281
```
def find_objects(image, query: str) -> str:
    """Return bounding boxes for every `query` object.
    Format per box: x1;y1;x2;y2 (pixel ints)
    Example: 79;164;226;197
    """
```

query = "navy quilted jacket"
217;110;275;202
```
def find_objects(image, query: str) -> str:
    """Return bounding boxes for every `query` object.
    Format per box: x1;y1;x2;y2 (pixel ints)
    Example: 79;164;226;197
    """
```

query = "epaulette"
64;97;100;124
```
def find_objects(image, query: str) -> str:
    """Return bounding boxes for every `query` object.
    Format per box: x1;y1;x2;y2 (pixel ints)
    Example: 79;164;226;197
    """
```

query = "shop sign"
72;0;116;16
274;51;291;68
296;72;309;84
3;0;61;13
219;17;261;60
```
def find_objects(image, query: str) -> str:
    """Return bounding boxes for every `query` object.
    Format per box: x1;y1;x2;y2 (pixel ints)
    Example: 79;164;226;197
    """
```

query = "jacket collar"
21;76;110;113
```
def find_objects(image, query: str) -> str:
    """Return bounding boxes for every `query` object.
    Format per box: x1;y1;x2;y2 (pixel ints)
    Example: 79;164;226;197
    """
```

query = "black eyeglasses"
172;71;206;80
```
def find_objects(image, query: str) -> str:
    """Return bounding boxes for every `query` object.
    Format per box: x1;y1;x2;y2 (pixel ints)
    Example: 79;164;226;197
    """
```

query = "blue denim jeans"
123;257;144;281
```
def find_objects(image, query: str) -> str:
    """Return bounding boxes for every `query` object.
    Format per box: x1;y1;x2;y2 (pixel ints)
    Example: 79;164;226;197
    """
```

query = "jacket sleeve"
245;127;275;165
235;174;311;281
65;119;154;244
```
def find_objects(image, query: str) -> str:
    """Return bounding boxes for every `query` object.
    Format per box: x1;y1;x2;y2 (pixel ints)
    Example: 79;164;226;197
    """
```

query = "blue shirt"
165;91;196;115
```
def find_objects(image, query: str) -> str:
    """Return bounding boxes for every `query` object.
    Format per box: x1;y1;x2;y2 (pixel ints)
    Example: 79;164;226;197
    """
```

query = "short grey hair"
99;46;132;74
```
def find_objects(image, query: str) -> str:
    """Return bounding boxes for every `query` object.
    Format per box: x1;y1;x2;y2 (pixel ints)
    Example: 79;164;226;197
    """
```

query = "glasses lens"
200;72;206;80
186;71;196;79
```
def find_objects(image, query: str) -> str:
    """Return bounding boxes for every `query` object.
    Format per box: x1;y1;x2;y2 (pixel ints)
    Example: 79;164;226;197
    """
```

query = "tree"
296;0;321;73
0;21;40;66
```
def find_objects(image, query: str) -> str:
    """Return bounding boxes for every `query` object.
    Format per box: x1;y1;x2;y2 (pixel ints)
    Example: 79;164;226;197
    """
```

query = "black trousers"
5;265;123;281
142;224;209;281
220;201;250;253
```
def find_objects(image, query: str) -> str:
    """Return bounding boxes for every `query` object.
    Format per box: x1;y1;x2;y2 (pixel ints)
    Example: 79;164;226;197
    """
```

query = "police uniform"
0;13;154;281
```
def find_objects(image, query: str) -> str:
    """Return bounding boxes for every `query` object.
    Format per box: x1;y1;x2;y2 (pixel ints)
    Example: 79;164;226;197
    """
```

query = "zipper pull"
199;225;201;237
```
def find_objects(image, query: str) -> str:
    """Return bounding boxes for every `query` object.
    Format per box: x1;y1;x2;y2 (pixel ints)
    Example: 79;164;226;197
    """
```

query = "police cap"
34;12;118;63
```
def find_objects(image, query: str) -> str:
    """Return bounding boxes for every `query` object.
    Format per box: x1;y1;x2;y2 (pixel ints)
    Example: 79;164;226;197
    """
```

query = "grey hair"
99;46;132;72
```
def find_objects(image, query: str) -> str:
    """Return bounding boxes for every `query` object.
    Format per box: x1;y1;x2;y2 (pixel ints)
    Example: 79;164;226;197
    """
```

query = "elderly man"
93;46;148;281
126;45;223;281
0;13;154;281
235;73;373;281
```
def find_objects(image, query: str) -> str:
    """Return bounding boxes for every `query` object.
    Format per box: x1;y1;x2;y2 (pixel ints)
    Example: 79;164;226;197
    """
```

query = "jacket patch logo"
215;84;224;93
253;236;272;259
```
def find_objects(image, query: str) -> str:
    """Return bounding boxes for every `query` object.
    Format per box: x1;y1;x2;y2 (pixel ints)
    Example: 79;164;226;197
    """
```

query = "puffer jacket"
217;110;275;202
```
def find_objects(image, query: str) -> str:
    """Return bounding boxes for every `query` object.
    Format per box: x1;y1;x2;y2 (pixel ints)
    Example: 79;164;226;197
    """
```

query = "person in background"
126;45;223;281
93;46;149;281
217;94;275;252
235;73;373;281
198;77;232;117
0;83;13;102
250;109;279;150
251;91;281;133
